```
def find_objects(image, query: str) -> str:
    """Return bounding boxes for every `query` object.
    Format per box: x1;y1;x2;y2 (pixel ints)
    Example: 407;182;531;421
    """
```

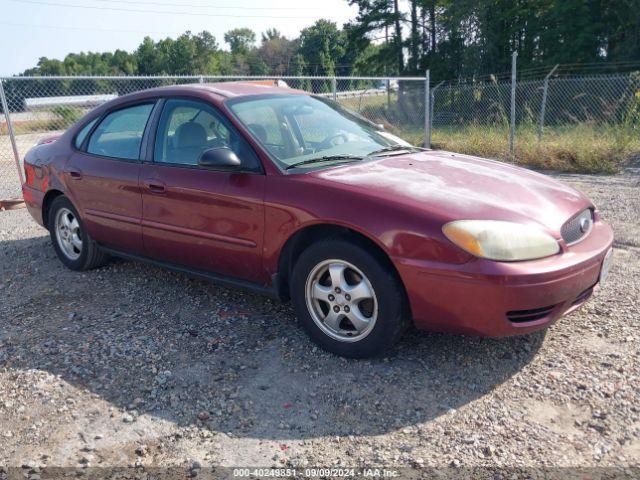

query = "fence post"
331;77;337;101
430;80;444;145
0;78;24;188
537;64;559;141
424;69;431;148
509;51;517;161
198;75;204;84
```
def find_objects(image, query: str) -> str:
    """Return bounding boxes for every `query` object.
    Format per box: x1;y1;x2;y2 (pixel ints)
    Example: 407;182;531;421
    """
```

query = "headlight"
442;220;560;261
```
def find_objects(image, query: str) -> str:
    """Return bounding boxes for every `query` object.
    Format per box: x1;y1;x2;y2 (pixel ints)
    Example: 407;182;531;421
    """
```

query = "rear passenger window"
74;118;98;149
87;104;153;160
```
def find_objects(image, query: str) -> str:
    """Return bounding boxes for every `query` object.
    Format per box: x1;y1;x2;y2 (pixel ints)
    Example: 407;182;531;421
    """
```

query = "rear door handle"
144;180;166;194
68;169;83;180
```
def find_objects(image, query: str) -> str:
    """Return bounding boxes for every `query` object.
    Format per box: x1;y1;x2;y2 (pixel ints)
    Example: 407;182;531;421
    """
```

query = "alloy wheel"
55;207;83;260
305;259;378;342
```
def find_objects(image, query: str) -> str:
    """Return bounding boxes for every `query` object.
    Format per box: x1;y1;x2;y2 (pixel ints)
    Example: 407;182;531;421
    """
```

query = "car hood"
311;150;592;233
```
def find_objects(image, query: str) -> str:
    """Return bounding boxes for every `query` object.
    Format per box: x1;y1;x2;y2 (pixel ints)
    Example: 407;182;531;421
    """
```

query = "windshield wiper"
367;144;425;157
284;155;364;170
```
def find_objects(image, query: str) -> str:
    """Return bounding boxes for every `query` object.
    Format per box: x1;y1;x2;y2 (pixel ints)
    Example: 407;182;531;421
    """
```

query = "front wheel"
290;238;409;358
49;195;109;271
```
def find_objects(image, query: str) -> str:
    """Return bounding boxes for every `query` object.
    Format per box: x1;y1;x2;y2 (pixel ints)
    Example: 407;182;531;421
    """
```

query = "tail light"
24;162;35;186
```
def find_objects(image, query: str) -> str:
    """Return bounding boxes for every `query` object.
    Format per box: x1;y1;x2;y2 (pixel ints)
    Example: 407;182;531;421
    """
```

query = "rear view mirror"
198;147;241;171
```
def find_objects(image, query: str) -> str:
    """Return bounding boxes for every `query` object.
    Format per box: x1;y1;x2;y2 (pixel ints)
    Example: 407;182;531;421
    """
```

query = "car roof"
138;81;308;99
86;81;311;125
202;81;307;97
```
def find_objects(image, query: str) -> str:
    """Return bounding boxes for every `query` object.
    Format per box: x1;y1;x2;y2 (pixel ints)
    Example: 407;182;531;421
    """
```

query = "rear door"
140;98;266;282
65;102;156;254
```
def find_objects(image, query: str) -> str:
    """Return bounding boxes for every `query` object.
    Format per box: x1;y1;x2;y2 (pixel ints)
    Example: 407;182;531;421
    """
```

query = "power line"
0;20;184;35
11;0;352;19
89;0;326;11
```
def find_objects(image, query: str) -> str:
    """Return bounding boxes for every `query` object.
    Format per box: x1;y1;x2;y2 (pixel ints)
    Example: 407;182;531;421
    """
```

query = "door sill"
99;246;280;299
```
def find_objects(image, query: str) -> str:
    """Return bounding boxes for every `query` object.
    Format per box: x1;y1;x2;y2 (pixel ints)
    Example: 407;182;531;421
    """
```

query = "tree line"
22;22;359;78
349;0;639;79
18;0;640;80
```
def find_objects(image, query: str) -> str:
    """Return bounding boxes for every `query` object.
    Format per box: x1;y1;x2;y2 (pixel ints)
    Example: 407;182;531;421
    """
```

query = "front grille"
561;208;593;245
507;305;556;323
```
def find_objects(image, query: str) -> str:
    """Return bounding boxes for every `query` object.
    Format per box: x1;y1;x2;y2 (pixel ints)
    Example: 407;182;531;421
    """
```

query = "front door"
140;98;266;282
65;102;156;254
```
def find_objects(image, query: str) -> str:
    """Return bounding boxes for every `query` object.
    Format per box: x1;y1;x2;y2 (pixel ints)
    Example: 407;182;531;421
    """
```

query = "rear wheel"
291;238;408;358
49;196;109;271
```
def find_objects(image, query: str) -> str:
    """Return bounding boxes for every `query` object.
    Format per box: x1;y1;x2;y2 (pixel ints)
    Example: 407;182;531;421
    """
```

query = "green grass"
398;123;639;173
342;91;639;173
1;119;67;135
339;92;396;112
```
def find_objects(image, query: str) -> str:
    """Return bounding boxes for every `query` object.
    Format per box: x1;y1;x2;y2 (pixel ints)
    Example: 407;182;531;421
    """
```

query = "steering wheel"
320;133;348;149
208;137;227;149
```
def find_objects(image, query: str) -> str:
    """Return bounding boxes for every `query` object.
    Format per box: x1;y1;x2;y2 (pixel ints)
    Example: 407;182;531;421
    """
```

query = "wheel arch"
276;222;410;315
41;189;65;230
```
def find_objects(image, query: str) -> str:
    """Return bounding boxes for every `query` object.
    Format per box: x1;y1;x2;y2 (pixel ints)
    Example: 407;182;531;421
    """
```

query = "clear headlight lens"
443;220;560;261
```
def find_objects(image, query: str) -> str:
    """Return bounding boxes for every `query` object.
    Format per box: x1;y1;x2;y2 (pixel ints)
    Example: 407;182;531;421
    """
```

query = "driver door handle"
144;180;166;194
68;169;83;180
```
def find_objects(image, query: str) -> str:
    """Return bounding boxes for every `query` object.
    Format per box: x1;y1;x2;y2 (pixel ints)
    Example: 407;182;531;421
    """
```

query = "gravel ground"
0;168;638;474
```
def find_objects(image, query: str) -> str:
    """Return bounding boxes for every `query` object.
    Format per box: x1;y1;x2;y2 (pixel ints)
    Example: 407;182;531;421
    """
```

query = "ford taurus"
22;82;614;357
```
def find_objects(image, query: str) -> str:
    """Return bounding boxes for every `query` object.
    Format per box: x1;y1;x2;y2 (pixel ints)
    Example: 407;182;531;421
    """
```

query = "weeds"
399;124;638;173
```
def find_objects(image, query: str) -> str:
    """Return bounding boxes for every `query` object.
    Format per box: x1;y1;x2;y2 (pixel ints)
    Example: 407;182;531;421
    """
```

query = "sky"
0;0;359;76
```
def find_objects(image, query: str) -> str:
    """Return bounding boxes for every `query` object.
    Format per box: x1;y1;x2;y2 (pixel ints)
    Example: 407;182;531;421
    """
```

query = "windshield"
227;94;412;170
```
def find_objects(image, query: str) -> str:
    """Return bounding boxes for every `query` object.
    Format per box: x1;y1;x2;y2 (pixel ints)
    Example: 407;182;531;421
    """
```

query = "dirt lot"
0;168;639;474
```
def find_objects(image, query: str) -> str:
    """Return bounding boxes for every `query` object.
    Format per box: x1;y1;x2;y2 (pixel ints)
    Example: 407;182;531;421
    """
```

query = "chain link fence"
1;70;639;201
431;71;640;171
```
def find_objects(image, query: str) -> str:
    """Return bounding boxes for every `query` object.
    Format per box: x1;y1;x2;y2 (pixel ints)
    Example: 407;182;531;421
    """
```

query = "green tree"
348;0;405;74
261;28;283;43
298;19;347;76
224;28;256;56
259;31;298;75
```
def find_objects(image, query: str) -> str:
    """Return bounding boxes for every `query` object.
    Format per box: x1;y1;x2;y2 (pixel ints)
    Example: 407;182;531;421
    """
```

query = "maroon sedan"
22;82;614;358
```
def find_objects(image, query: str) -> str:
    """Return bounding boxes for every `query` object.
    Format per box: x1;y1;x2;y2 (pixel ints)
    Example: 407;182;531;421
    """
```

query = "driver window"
230;103;286;156
155;99;250;167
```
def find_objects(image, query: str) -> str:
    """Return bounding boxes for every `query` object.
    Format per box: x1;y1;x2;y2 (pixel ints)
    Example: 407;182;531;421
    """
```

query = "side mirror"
198;147;242;171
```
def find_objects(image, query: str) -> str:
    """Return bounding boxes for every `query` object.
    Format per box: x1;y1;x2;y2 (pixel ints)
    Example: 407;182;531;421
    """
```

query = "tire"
48;195;109;271
290;238;409;358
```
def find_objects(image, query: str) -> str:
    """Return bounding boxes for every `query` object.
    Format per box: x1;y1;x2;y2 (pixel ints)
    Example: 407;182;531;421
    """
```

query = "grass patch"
400;124;638;173
347;89;639;173
1;119;68;135
1;106;84;136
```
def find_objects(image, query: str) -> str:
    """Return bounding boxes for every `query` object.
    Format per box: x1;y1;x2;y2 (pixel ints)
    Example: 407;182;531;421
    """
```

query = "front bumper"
395;220;614;337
